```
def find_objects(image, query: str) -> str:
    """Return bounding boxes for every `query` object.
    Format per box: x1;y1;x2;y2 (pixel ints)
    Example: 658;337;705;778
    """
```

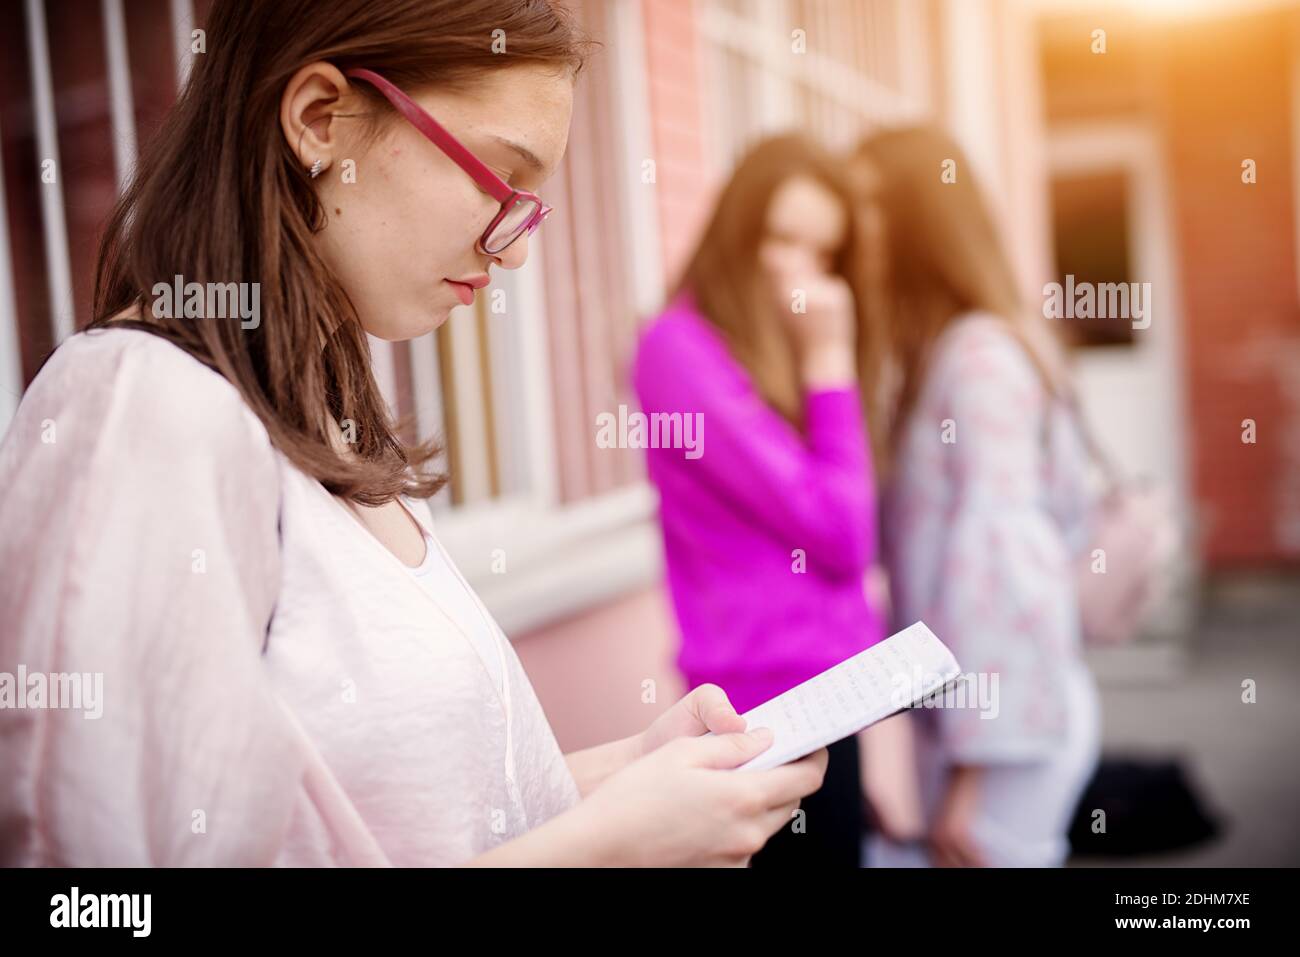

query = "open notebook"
711;622;961;772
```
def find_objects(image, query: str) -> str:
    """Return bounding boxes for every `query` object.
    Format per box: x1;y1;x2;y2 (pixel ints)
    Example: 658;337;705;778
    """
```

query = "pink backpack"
1062;392;1181;647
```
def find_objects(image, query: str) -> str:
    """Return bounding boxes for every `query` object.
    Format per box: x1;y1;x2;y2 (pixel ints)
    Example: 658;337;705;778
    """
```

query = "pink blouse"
0;327;581;865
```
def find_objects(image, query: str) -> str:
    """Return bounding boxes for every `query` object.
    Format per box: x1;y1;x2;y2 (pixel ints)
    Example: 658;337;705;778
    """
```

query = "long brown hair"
671;134;879;435
850;125;1065;468
88;0;590;505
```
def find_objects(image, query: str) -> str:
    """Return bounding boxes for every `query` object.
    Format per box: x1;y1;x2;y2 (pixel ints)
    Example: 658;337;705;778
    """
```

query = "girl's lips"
445;279;475;306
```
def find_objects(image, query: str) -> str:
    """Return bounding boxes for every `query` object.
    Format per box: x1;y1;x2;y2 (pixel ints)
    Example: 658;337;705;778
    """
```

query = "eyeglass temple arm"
343;67;515;205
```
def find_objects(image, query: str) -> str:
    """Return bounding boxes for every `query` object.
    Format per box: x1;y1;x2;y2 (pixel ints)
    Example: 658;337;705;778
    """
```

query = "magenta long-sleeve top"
632;291;884;715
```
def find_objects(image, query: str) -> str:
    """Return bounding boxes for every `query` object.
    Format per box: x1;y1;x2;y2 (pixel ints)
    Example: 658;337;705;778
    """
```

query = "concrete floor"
1071;573;1300;867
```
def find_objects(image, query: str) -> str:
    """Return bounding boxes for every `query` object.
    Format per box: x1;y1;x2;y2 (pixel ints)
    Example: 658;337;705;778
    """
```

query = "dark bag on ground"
1069;755;1221;857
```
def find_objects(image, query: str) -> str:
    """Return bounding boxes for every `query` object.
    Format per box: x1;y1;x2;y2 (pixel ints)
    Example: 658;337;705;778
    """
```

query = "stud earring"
309;158;323;179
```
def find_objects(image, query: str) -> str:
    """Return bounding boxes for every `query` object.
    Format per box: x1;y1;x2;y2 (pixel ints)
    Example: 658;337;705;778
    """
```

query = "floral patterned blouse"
883;313;1097;764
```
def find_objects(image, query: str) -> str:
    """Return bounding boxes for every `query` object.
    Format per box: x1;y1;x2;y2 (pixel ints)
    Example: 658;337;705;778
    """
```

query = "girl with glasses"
0;0;826;867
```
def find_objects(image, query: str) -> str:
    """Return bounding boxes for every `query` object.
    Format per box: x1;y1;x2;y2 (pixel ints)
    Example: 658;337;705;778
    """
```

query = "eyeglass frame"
343;67;553;255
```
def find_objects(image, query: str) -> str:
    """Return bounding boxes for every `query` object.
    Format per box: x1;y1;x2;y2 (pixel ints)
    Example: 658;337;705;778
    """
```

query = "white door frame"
1045;121;1192;516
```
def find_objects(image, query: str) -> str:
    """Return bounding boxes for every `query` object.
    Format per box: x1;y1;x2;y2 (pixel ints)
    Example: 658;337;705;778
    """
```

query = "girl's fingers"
931;830;985;868
961;836;988;868
750;748;829;807
759;799;803;839
691;727;775;769
929;837;958;868
721;800;801;865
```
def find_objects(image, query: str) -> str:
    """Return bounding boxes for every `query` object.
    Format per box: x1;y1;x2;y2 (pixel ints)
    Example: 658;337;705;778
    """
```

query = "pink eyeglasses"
344;67;553;255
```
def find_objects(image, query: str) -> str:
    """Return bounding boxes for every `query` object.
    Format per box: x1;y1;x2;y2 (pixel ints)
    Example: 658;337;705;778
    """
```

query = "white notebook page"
714;621;961;772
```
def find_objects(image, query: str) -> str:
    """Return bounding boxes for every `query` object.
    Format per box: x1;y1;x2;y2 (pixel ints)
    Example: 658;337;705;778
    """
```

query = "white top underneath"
405;524;505;697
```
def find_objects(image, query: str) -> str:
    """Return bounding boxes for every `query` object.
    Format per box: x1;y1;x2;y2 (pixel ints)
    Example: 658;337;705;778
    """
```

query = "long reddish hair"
671;134;879;439
850;125;1067;469
89;0;591;505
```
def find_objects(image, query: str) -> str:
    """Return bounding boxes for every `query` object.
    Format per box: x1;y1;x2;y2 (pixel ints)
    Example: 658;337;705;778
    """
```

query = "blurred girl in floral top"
848;126;1102;867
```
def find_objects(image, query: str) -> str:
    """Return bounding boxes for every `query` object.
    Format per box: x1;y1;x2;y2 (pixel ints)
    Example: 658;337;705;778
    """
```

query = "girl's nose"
491;232;531;271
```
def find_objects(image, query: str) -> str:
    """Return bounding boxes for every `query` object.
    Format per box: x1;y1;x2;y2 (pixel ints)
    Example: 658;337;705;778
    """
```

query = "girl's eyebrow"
489;134;545;174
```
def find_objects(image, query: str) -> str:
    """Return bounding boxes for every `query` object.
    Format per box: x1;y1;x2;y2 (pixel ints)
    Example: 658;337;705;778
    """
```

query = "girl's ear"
281;62;352;175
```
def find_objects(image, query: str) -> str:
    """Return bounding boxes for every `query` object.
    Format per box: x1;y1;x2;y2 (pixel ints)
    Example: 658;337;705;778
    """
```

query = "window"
1049;169;1137;348
697;0;933;175
0;0;665;634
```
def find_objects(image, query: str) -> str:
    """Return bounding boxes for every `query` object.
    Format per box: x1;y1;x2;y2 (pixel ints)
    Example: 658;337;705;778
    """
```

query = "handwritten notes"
715;621;961;772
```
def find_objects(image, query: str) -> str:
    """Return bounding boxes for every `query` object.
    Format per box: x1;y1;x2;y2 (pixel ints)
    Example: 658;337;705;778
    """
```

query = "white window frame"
25;0;75;344
697;0;929;177
0;111;22;431
1044;121;1200;654
419;0;666;636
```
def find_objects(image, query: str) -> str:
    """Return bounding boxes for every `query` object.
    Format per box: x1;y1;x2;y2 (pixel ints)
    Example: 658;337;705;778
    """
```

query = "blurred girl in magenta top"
635;293;881;713
633;135;883;867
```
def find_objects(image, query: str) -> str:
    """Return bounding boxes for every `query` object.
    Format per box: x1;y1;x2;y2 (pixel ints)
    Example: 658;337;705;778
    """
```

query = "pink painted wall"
513;585;686;751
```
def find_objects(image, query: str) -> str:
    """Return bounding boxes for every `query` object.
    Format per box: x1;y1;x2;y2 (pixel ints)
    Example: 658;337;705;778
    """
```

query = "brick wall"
640;0;716;292
1159;9;1300;565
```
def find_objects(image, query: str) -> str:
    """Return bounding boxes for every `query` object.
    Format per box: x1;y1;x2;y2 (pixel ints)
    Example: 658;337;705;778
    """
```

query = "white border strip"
407;333;444;438
483;271;522;497
608;0;665;317
24;0;76;343
509;240;559;506
101;0;137;193
444;303;492;504
407;330;452;511
169;0;195;92
366;334;399;420
0;112;23;429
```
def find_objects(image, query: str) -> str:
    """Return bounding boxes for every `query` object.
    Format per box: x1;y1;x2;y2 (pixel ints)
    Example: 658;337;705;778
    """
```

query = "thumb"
687;684;747;735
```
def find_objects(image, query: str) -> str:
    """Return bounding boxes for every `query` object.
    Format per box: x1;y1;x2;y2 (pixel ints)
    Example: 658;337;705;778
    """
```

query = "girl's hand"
584;729;830;867
759;243;857;377
636;684;748;758
859;715;925;843
929;765;987;867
